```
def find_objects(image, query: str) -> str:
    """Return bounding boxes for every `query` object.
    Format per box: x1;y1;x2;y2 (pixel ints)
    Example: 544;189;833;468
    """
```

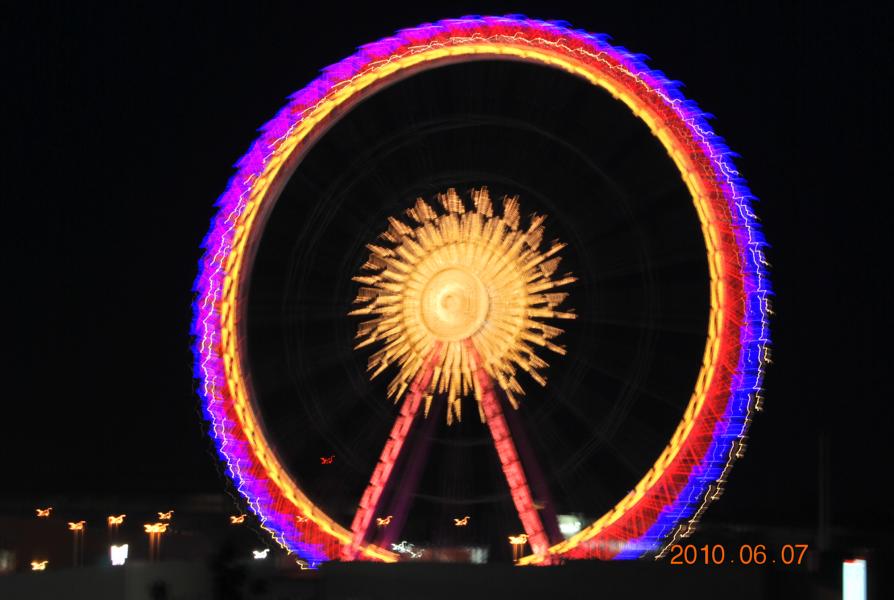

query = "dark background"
3;0;891;548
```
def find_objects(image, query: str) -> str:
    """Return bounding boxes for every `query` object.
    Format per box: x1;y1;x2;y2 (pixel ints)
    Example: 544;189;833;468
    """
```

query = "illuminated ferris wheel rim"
192;15;771;566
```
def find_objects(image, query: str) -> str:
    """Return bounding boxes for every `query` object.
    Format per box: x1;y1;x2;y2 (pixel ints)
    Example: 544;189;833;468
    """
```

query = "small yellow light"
31;560;48;571
107;514;125;526
509;533;529;562
453;516;470;527
36;507;52;518
144;522;168;534
67;521;85;531
230;514;246;524
157;511;173;521
376;515;393;527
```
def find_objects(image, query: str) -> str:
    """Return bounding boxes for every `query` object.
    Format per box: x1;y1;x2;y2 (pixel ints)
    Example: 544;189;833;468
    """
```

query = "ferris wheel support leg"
344;344;442;560
467;342;554;565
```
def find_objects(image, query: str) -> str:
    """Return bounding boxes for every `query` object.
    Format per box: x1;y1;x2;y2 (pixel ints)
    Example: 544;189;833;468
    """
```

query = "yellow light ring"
195;17;769;564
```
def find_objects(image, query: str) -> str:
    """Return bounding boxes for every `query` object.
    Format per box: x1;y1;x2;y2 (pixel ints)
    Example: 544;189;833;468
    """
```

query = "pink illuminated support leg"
466;342;553;563
344;344;441;560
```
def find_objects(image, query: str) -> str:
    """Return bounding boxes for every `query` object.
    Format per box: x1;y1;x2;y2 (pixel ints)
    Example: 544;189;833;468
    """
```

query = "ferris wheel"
193;15;771;567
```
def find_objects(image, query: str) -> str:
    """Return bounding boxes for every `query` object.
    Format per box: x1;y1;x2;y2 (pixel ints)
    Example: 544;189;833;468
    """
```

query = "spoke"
344;343;441;559
466;341;553;563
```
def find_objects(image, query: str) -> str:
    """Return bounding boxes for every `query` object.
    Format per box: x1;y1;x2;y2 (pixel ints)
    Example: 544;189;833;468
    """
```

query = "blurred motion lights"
390;541;422;559
193;15;771;565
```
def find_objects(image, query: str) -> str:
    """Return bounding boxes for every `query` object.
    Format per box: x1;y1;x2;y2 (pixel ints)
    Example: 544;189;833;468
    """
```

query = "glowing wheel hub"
420;266;490;342
351;187;576;423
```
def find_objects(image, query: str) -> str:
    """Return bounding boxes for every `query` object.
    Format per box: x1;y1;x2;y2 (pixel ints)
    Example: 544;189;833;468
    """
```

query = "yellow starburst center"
350;187;576;424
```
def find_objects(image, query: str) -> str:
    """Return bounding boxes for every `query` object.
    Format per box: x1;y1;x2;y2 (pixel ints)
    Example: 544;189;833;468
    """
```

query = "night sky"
4;1;891;542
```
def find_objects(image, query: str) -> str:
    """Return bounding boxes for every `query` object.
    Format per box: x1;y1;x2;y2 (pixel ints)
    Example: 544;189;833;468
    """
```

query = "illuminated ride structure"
193;16;771;567
346;188;577;561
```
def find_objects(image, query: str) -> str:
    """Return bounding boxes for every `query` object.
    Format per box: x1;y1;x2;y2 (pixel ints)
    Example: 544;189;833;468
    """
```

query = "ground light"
110;544;129;566
557;515;583;538
842;558;867;600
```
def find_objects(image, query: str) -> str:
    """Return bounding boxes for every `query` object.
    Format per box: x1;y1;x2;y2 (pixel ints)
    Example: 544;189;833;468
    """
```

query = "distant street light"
108;514;126;541
252;549;269;560
144;522;169;561
35;507;52;518
508;534;528;563
30;560;48;571
68;521;86;566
